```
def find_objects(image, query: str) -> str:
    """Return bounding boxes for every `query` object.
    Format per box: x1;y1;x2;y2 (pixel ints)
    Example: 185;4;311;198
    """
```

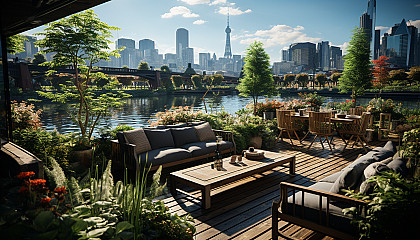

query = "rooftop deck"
160;139;385;240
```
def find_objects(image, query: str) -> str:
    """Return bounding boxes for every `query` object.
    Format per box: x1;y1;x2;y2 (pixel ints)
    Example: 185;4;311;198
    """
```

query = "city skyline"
22;0;420;64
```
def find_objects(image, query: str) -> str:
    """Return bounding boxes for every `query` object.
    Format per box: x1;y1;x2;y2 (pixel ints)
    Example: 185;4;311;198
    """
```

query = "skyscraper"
199;53;210;70
176;28;189;66
116;38;137;68
317;41;330;71
289;42;316;68
360;0;376;59
330;46;342;70
224;13;232;59
139;39;155;59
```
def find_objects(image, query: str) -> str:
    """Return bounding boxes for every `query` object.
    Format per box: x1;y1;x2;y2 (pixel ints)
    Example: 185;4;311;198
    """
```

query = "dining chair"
342;112;372;152
348;107;364;116
274;109;301;145
308;111;334;151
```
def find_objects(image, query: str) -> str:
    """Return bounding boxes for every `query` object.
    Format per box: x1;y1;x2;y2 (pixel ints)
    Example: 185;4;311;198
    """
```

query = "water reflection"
34;94;416;135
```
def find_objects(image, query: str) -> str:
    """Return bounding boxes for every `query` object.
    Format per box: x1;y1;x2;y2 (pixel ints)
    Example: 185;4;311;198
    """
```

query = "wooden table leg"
202;185;211;209
170;176;177;196
290;156;296;175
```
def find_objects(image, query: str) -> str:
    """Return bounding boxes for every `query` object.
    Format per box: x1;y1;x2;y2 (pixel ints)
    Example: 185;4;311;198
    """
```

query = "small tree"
122;65;129;69
339;27;372;105
330;72;342;86
171;75;183;88
283;74;295;88
138;61;149;70
212;74;224;86
191;75;203;89
32;53;46;65
371;56;391;93
296;73;309;88
160;65;170;72
6;35;26;54
315;73;327;88
408;67;420;85
237;41;276;115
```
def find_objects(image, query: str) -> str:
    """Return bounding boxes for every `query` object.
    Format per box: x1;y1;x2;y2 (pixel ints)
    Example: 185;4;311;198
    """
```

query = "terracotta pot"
249;136;262;149
72;148;93;168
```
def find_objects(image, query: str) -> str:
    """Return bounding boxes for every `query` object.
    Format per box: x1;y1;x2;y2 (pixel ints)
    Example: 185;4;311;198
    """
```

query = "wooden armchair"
274;109;301;145
272;182;367;240
342;112;371;152
308;112;334;151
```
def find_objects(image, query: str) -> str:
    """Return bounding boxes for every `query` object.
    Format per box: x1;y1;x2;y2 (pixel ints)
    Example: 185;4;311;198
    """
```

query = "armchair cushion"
120;129;152;155
181;140;234;157
194;122;216;142
144;129;175;150
170;127;199;147
138;147;191;166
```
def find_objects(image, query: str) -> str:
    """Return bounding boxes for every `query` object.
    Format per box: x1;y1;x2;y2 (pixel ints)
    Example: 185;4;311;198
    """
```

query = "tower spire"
224;10;232;59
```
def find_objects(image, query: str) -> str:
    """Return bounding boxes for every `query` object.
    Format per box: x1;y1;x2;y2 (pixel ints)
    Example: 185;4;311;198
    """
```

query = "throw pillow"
170;127;199;147
194;122;216;142
122;128;152;155
380;156;393;165
144;128;175;150
359;162;390;194
330;162;369;194
387;157;408;177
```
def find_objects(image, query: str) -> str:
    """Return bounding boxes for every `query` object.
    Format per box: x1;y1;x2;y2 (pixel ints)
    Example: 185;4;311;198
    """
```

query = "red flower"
352;99;355;102
54;186;67;194
346;100;350;103
41;197;51;204
17;171;35;179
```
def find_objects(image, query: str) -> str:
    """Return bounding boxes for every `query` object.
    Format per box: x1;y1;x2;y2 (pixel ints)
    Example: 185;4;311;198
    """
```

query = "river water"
34;93;417;135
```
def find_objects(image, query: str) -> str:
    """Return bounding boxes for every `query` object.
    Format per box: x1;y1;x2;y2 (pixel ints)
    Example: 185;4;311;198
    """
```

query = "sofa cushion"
194;122;216;142
170;127;199;147
144;129;175;150
319;172;342;183
330;162;370;194
164;123;188;128
387;157;408;177
120;129;152;155
181;140;234;157
380;156;393;165
359;162;390;194
346;151;378;169
138;147;191;166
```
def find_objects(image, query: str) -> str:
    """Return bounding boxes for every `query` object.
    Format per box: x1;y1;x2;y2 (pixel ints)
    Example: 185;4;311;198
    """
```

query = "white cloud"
407;19;420;29
217;6;252;15
210;0;227;5
337;42;349;55
238;25;321;48
193;19;207;25
375;26;389;32
178;0;210;5
161;6;199;18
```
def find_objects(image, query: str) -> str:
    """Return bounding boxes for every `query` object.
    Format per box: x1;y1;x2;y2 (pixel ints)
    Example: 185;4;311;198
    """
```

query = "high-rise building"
15;36;38;60
281;50;289;61
176;28;189;66
139;39;155;59
272;61;295;75
184;47;194;65
317;41;330;71
289;42;316;68
384;19;418;67
330;46;342;70
224;14;232;59
360;0;376;59
116;38;137;68
199;53;210;70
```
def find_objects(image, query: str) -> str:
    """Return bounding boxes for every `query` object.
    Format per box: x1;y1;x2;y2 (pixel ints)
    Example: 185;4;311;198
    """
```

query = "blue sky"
25;0;420;64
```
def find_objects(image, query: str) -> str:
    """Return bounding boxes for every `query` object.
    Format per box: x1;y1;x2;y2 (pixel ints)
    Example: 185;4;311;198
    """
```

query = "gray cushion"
319;172;342;183
381;156;393;165
330;162;370;194
138;147;191;166
194;122;216;142
164;123;188;128
181;141;234;157
170;127;199;147
187;121;206;126
121;128;152;155
346;151;378;169
382;141;397;153
144;129;175;150
387;157;408;177
359;162;390;194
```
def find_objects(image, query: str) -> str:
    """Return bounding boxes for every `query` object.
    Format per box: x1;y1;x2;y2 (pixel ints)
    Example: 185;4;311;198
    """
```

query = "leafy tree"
122;65;129;69
237;41;276;115
371;56;391;92
296;73;309;88
389;69;408;81
35;10;128;140
283;74;295;88
315;73;327;88
408;67;420;85
160;65;170;72
330;72;342;86
6;34;26;54
339;27;372;104
93;72;109;88
212;74;224;86
171;75;183;88
138;61;149;70
203;75;213;86
32;52;46;65
191;75;203;89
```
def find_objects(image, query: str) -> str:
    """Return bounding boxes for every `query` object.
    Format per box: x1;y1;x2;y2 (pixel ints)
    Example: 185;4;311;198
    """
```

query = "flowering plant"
253;99;284;116
151;106;205;126
283;99;307;111
11;101;42;130
299;92;326;110
327;99;355;112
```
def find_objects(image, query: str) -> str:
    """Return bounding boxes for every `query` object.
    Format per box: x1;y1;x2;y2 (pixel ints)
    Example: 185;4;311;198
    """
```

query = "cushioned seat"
181;141;234;157
319;172;341;183
138;147;191;166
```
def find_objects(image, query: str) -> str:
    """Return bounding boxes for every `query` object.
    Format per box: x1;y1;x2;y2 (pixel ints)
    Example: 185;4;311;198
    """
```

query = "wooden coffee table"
170;150;295;209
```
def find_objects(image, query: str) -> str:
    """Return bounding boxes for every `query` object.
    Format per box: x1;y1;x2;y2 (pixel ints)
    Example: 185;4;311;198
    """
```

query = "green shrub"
191;75;203;89
171;75;183;88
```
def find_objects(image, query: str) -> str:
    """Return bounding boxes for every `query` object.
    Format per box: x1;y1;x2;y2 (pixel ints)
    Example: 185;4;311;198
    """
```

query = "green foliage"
6;34;26;54
339;27;372;101
138;62;149;70
283;74;296;87
315;73;327;87
367;98;403;120
171;75;183;88
299;92;325;110
237;41;276;115
122;65;129;69
92;72;110;88
296;73;309;88
343;171;420;240
160;65;170;72
389;69;407;81
330;72;342;84
32;52;47;65
408;66;420;83
400;128;420;178
212;74;224;86
91;125;134;160
11;101;42;130
254;99;283;117
327;99;355;112
191;75;203;89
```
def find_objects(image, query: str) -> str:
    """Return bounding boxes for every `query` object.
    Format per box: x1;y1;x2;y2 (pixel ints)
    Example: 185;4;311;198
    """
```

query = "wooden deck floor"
159;138;385;240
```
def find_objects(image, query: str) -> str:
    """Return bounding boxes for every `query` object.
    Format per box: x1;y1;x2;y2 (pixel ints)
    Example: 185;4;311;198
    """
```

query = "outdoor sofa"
272;141;408;240
111;121;236;173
